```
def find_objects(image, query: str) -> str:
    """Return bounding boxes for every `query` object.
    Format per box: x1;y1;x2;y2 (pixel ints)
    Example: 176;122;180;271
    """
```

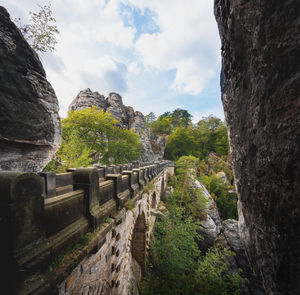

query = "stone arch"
131;212;146;275
151;192;157;208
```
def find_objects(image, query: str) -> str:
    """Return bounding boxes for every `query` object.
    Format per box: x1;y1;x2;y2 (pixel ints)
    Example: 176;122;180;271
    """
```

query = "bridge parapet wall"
0;160;172;294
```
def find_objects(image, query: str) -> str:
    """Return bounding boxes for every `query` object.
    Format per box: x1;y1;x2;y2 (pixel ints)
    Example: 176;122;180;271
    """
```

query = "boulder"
214;1;300;294
0;6;61;172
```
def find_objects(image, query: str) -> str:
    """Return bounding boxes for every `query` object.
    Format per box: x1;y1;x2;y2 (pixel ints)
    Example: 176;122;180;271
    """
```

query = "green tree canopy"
150;116;173;135
45;107;141;172
159;108;192;128
164;127;196;160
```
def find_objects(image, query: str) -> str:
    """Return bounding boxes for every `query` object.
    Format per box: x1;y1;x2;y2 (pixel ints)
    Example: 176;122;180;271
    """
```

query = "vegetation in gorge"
199;153;237;220
141;156;244;295
44;107;141;172
148;110;237;220
167;156;208;219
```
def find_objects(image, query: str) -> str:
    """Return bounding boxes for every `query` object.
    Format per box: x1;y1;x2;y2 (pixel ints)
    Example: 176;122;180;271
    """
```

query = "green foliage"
141;209;244;295
164;127;196;160
166;156;207;219
200;174;237;220
141;208;201;295
149;108;192;135
44;130;91;173
191;115;229;159
163;115;230;161
150;116;173;135
15;3;59;53
195;247;245;295
51;253;66;268
44;107;141;172
160;108;193;128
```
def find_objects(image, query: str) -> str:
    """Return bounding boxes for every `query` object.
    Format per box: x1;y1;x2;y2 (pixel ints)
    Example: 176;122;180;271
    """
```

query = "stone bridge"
1;161;174;295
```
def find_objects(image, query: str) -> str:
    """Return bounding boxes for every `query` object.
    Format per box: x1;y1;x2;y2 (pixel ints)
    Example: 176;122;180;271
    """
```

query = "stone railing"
0;160;172;294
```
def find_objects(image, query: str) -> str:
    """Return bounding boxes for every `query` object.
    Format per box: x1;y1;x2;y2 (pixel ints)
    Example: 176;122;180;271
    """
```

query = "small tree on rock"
15;3;59;53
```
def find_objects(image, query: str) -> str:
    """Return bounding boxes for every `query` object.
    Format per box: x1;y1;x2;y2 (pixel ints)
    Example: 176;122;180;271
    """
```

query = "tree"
164;127;196;160
15;3;59;53
44;107;141;172
141;209;202;295
145;112;156;126
44;130;91;173
214;125;230;156
171;108;192;128
158;109;192;128
150;116;173;135
192;116;229;159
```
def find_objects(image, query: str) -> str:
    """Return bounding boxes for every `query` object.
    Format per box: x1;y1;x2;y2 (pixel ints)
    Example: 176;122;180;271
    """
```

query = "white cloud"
131;0;220;95
192;108;225;124
2;0;222;119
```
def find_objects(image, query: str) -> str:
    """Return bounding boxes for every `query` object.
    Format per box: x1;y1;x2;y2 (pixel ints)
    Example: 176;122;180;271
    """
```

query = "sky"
3;0;223;122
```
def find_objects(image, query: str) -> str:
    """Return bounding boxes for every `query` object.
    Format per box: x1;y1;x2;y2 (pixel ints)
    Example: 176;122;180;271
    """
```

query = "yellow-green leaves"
44;107;141;172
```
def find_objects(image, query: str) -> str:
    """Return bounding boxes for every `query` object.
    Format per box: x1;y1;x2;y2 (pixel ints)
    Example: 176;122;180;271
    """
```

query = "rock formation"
217;220;265;295
214;1;300;294
69;89;167;162
0;7;61;172
193;180;222;252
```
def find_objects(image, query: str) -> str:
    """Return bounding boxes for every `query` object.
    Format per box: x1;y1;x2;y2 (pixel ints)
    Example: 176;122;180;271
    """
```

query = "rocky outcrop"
0;6;61;172
214;1;300;294
150;133;168;161
69;89;167;162
69;88;106;111
193;180;222;252
217;220;265;295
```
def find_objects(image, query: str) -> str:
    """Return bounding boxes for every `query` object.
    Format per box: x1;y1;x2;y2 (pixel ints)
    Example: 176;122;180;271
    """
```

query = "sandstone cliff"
0;7;61;172
69;89;166;162
214;1;300;294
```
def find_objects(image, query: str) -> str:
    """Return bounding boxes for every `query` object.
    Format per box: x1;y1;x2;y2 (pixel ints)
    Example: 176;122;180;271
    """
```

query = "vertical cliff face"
69;89;167;162
0;7;61;172
214;1;300;294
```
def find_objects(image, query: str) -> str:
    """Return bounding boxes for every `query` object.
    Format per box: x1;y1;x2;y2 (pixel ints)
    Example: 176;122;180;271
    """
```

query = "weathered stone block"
73;168;100;229
0;172;44;249
44;190;85;236
39;172;56;198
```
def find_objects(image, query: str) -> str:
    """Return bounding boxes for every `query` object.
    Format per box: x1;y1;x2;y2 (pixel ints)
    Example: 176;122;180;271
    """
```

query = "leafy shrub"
200;174;238;220
141;209;244;295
